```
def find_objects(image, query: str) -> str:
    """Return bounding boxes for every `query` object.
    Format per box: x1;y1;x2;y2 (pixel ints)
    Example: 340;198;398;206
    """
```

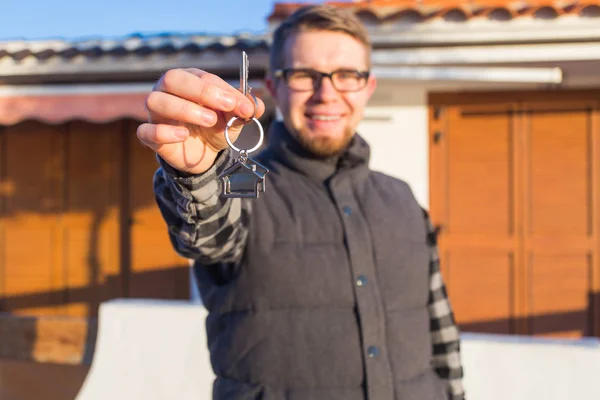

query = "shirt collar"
261;121;371;186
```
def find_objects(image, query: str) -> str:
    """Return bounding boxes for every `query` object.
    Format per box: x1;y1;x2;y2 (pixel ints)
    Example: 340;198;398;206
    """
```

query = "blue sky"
0;0;323;41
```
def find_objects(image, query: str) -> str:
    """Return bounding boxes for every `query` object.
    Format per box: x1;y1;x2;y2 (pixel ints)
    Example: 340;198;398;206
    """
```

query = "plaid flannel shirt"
424;211;466;400
154;152;466;400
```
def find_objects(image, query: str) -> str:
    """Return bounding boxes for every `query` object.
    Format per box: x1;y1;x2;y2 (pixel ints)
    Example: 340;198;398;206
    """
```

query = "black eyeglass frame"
273;68;371;92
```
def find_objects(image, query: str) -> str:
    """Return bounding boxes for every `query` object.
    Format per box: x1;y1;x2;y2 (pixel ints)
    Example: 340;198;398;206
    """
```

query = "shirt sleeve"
423;209;466;400
152;149;251;265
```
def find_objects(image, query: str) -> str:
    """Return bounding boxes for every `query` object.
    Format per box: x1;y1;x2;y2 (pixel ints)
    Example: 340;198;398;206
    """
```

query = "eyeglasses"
273;68;370;92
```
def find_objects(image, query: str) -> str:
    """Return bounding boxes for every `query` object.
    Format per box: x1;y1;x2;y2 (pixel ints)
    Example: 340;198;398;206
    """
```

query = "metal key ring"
224;116;264;154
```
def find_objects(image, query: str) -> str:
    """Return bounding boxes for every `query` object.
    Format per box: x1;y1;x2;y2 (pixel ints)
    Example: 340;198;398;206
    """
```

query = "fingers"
183;69;266;120
151;68;265;122
137;123;188;151
181;68;233;91
146;91;218;127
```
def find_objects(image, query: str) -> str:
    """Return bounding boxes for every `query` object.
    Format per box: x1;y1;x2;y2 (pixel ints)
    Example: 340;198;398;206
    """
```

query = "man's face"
267;30;376;157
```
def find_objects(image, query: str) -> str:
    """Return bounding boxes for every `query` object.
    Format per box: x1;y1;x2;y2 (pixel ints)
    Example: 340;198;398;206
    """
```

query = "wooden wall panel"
62;121;123;317
446;108;513;236
445;251;513;334
530;254;591;337
0;127;4;308
127;124;190;299
527;110;591;236
0;118;192;319
0;313;95;364
524;107;593;337
430;92;600;338
433;105;517;334
0;121;126;317
2;122;66;315
593;104;600;336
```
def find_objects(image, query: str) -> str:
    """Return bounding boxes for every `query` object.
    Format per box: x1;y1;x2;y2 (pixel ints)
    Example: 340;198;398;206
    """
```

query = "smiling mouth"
306;114;342;121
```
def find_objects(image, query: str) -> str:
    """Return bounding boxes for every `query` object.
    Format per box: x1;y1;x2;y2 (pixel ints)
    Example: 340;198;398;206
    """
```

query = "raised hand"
137;67;265;174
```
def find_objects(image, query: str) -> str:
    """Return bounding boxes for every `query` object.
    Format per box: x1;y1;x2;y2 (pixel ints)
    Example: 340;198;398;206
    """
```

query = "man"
138;5;465;400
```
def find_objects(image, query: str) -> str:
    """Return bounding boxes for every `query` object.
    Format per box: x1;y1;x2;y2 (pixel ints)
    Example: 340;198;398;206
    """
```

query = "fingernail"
219;92;235;109
241;101;254;118
174;128;188;139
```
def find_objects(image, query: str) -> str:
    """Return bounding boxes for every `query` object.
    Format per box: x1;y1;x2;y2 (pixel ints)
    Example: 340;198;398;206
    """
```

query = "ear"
365;74;377;98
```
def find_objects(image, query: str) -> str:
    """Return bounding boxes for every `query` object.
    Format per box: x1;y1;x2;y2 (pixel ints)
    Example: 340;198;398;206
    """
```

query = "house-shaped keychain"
219;158;269;198
219;52;269;199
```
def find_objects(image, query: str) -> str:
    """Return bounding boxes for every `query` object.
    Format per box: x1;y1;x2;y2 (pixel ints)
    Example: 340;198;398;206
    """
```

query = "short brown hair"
269;5;372;73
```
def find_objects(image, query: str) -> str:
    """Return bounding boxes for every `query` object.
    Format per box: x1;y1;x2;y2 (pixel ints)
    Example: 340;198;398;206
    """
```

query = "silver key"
219;51;269;199
240;51;250;96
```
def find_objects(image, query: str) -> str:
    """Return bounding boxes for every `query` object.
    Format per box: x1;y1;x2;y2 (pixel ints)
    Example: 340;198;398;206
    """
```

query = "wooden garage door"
0;120;189;318
430;91;600;338
127;129;191;299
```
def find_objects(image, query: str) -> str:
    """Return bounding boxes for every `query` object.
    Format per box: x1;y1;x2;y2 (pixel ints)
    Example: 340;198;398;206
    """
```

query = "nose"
312;75;339;102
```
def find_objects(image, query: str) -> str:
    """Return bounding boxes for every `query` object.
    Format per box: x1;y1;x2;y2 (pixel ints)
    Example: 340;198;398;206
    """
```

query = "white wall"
75;300;215;400
359;85;430;208
77;300;600;400
461;332;600;400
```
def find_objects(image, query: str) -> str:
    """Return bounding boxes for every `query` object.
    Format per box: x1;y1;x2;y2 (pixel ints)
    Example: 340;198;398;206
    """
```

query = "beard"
295;125;355;158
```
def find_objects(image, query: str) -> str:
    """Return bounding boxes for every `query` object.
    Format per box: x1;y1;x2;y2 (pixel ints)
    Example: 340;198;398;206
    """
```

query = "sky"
0;0;323;41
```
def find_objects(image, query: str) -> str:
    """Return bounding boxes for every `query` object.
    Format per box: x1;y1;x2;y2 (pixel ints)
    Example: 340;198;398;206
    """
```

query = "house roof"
0;33;272;125
268;1;600;23
0;33;268;64
0;33;270;85
1;1;599;85
1;1;599;126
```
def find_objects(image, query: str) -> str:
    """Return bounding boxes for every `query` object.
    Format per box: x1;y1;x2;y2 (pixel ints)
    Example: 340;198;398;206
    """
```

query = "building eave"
0;80;267;125
0;33;271;85
368;18;600;46
0;49;270;85
371;41;600;66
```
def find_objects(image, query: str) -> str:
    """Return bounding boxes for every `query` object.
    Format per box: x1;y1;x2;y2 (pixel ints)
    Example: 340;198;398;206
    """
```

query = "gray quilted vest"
194;122;447;400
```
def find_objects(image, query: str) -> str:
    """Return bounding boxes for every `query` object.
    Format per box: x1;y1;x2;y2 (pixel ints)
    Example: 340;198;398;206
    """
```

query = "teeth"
311;115;340;121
